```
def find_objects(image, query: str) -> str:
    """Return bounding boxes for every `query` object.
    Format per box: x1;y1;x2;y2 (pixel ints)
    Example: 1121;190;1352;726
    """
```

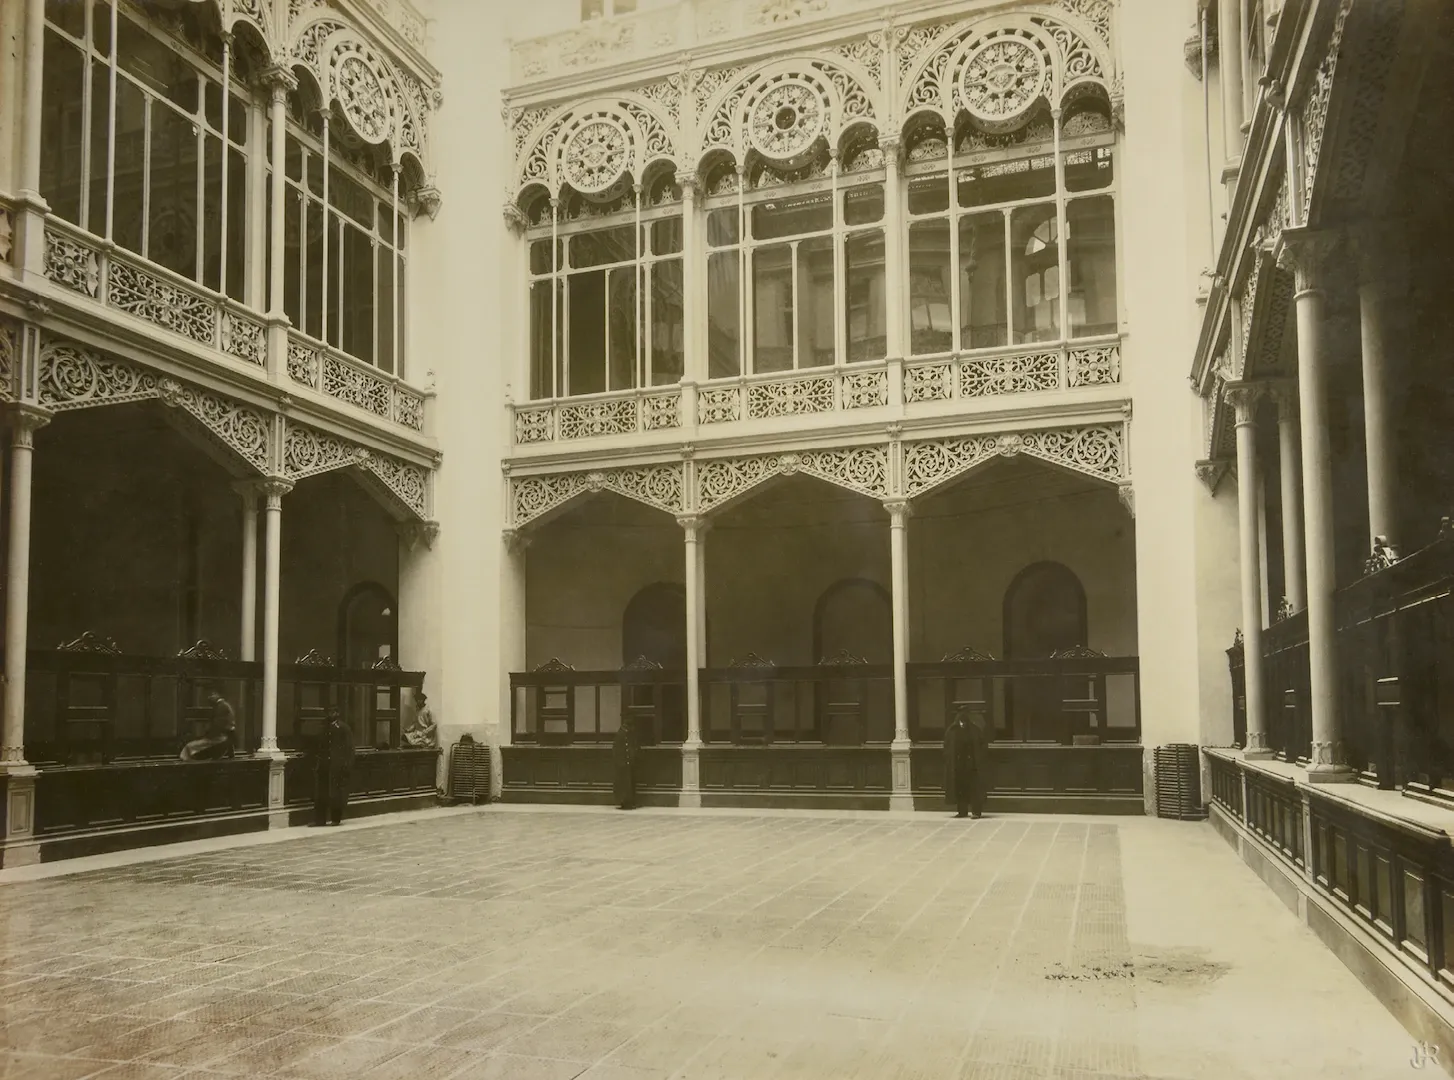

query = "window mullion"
79;4;93;227
195;81;206;284
1054;108;1067;343
790;239;800;371
320;111;331;346
219;32;231;299
104;0;118;240
141;97;152;258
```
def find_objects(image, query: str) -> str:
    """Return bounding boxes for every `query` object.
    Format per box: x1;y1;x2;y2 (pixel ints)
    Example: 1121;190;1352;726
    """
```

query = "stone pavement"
0;806;1435;1079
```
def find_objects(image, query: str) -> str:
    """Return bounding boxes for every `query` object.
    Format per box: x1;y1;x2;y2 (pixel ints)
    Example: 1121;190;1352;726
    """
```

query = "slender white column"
263;68;296;318
1352;225;1405;553
1218;0;1245;158
882;136;905;359
680;176;702;383
18;0;44;199
1272;383;1306;612
680;515;704;748
258;478;293;756
1;405;50;769
234;481;259;662
1226;384;1271;758
886;500;914;810
1277;229;1351;781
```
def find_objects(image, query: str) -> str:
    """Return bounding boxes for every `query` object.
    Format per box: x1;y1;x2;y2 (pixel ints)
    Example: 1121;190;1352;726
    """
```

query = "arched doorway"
338;582;398;667
812;578;892;664
1003;562;1087;741
813;579;893;745
622;583;687;743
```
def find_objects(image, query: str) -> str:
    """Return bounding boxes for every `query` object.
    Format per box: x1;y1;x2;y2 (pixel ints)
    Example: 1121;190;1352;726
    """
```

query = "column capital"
1117;482;1135;519
398;520;440;551
259;477;294;506
679;173;699;199
1266;378;1299;419
257;64;298;100
883;499;913;521
1274;227;1340;293
231;478;266;506
1222;381;1265;425
1349;220;1408;292
502;202;529;235
5;403;51;447
677;513;710;537
503;527;532;554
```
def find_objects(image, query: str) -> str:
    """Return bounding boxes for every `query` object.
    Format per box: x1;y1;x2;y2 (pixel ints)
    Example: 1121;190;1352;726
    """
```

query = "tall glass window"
904;105;1118;356
524;184;684;400
40;1;250;300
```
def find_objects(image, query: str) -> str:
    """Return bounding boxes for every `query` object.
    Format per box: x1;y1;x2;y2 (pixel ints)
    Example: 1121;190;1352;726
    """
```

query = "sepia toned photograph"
0;0;1450;1076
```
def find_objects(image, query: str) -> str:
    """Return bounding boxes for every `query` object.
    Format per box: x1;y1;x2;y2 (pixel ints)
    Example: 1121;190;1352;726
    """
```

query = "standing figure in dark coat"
613;715;639;810
312;707;356;826
944;709;991;818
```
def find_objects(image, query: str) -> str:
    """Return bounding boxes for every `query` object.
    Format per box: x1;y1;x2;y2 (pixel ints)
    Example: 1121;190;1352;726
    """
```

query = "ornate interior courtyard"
0;806;1429;1079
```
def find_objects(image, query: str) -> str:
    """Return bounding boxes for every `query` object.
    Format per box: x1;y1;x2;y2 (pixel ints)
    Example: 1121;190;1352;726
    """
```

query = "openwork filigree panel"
394;387;425;432
364;453;428;518
159;378;270;473
1066;345;1121;387
747;376;834;419
1299;0;1352;218
283;422;371;481
44;230;100;297
288;341;322;388
0;322;14;401
904;362;953;403
515;407;554;444
109;259;214;346
960;353;1059;397
559;396;638;439
641;391;681;431
697;445;889;512
698;387;741;425
905;425;1124;497
220;311;266;367
38;342;158;410
512;463;685;527
322;354;391;419
842;369;888;410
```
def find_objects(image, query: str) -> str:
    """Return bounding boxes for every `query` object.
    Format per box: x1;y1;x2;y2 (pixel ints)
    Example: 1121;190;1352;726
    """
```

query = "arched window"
337;582;398;668
813;578;892;664
1003;562;1087;743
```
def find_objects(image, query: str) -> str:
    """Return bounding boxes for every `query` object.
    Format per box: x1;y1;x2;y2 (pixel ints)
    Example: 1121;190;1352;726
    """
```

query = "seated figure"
181;689;236;761
402;691;438;748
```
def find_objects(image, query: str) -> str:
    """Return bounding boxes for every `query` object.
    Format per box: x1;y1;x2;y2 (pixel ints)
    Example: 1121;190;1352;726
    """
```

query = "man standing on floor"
613;714;639;810
313;707;356;826
944;708;991;818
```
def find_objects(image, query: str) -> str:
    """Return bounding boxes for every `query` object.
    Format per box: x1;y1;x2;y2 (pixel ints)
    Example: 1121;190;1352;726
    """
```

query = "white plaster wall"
1194;482;1241;747
1118;0;1209;758
405;2;513;790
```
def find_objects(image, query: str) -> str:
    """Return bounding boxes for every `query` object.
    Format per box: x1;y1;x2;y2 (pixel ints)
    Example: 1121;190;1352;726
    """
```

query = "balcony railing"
1230;532;1454;790
38;217;426;434
19;636;426;764
509;340;1122;448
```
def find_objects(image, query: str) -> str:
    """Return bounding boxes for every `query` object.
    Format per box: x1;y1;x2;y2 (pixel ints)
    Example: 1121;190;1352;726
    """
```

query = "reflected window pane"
907;174;949;215
1010;204;1059;343
908;220;952;355
843;183;884;225
959;212;1007;350
571;225;635;268
1067;196;1118;338
797;236;834;368
148;101;200;278
845;230;886;362
707;251;740;378
706;207;739;246
568;270;605;395
529;280;555;399
753;243;793;373
1065;146;1115;192
753;192;832;240
651;217;683;255
40;30;85;226
651;258;684;384
607;265;637;391
957;155;1056;208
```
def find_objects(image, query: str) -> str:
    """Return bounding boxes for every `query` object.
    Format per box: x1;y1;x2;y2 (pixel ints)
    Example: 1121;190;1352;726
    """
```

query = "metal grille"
447;736;492;804
1154;743;1206;820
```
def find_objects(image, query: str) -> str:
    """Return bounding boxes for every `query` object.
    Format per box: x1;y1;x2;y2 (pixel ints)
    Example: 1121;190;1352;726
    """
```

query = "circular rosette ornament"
563;120;631;196
748;80;827;165
336;54;390;143
961;36;1047;131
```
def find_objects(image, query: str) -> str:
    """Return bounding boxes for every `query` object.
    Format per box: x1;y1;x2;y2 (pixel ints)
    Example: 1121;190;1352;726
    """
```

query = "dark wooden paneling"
699;747;892;793
909;744;1142;797
502;746;683;792
283;748;440;806
33;759;271;836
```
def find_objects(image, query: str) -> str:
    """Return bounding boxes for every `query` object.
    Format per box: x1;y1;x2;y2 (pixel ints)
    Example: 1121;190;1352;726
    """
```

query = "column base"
888;792;915;814
680;742;701;808
1242;747;1275;761
266;758;286;809
890;742;912;809
1306;764;1357;784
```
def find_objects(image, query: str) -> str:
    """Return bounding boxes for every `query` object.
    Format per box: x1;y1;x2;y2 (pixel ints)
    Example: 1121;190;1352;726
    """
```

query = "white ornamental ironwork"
904;425;1124;498
512;463;685;527
697;446;889;512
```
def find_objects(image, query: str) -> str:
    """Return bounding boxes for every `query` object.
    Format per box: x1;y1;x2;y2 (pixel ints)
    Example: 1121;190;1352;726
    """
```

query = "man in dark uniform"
613;714;639;810
944;709;991;818
313;707;355;826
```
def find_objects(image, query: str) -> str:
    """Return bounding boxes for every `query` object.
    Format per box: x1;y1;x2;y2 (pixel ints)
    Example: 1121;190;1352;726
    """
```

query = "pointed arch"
511;463;686;531
696;447;889;516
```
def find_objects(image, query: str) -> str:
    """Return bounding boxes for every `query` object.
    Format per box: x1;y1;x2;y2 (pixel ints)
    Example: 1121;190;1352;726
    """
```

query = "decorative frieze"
747;375;835;419
108;259;215;347
322;353;392;419
697;446;890;511
38;341;159;411
960;352;1059;397
903;425;1124;498
512;462;686;527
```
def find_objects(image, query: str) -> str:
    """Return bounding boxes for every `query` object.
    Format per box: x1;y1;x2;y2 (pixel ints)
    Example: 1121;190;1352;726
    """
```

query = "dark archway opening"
622;582;687;743
1003;561;1088;741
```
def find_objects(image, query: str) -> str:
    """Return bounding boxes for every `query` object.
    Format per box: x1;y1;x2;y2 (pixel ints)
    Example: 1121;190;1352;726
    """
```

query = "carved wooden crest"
818;649;867;666
176;640;228;660
57;632;121;654
295;648;336;666
1049;645;1106;659
730;652;775;668
371;654;402;671
941;645;996;662
623;655;664;671
534;657;575;672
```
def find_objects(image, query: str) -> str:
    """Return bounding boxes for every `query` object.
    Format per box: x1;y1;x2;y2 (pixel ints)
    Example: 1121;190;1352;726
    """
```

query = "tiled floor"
0;807;1433;1079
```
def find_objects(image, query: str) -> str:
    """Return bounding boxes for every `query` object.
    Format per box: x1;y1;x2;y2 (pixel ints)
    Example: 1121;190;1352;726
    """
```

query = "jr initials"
1412;1041;1440;1069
